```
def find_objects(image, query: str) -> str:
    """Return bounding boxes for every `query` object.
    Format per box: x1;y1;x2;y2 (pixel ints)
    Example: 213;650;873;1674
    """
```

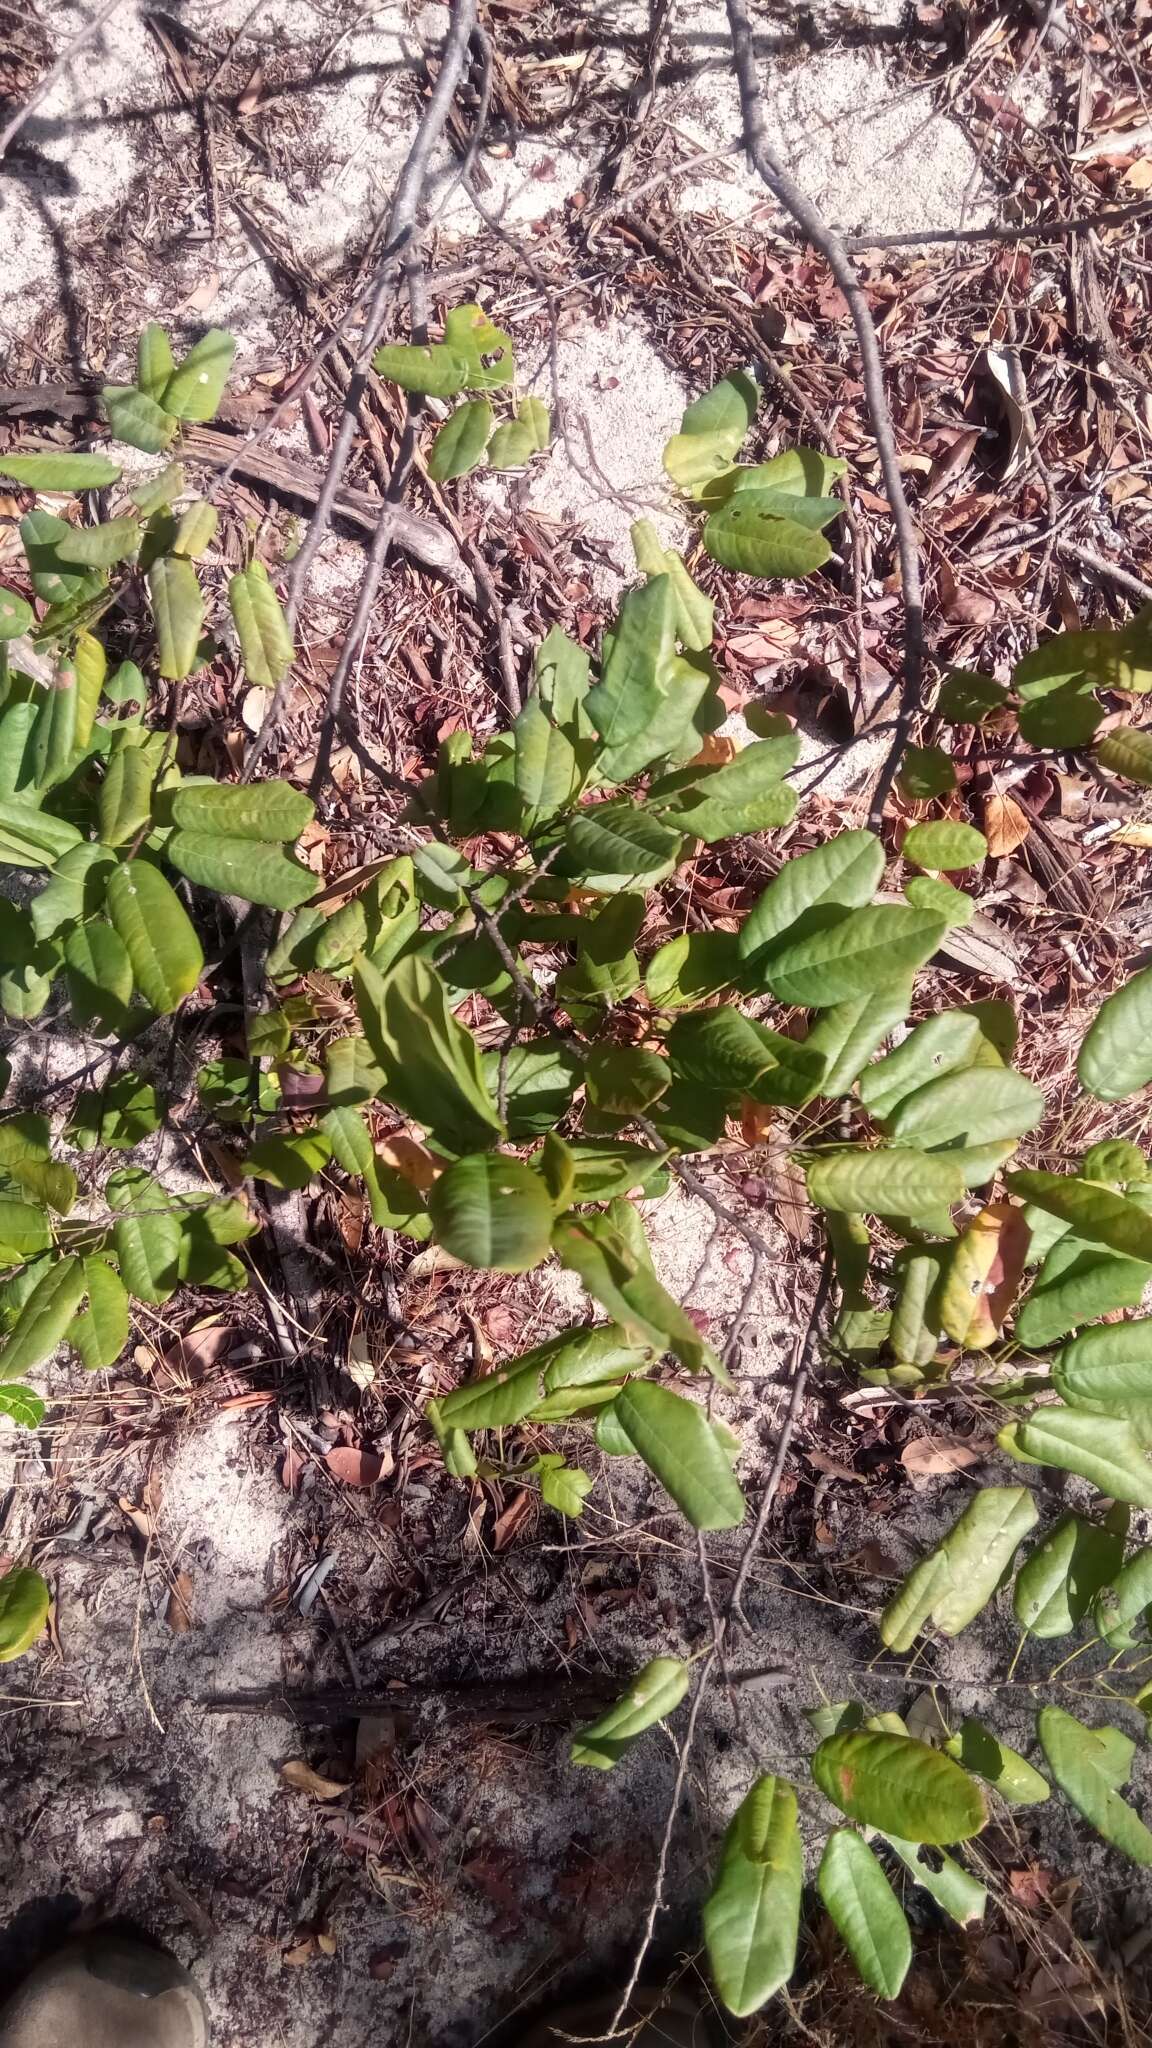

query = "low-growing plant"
2;327;1152;2011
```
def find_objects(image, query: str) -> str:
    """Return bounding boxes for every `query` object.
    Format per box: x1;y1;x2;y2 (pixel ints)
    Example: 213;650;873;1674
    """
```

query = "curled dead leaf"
281;1759;350;1801
166;1569;195;1633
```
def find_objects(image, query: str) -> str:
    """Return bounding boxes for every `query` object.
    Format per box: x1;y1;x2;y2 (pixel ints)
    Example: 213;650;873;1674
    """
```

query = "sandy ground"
2;4;1151;2045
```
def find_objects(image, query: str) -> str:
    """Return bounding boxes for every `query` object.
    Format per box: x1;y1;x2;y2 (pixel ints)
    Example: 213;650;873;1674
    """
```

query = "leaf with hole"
1078;966;1152;1103
999;1407;1152;1507
570;1657;690;1769
442;304;515;389
881;1836;986;1925
1038;1708;1152;1864
228;563;294;688
371;342;469;396
884;1068;1043;1154
161;329;236;420
105;861;202;1013
817;1830;911;2000
170;780;313;841
703;492;835;578
938;1201;1030;1348
811;1729;987;1844
879;1487;1038;1649
858;1003;1015;1121
703;1776;802;2017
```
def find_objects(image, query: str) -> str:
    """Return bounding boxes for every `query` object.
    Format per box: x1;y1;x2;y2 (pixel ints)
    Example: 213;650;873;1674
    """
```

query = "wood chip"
281;1760;350;1800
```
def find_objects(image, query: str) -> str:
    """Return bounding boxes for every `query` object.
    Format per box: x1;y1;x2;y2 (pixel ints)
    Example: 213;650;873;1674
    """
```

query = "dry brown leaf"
686;733;737;768
1112;823;1152;848
167;1569;195;1634
739;1097;774;1146
984;791;1031;857
345;1332;375;1390
237;61;265;114
118;1497;152;1541
901;1434;991;1483
156;1320;233;1387
282;1939;317;1967
763;1146;810;1244
491;1488;534;1552
178;272;220;315
281;1446;305;1494
281;1760;350;1801
806;1448;866;1484
405;1243;470;1280
324;1446;391;1487
379;1133;439;1190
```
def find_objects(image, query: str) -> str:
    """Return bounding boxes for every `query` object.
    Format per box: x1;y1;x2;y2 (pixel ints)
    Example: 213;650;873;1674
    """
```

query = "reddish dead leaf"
739;1097;774;1146
155;1320;234;1387
984;792;1031;856
167;1569;195;1634
491;1488;534;1552
901;1434;991;1484
1009;1865;1055;1910
277;1064;327;1103
281;1446;305;1495
336;1190;365;1252
324;1446;391;1487
236;61;265;115
936;557;996;625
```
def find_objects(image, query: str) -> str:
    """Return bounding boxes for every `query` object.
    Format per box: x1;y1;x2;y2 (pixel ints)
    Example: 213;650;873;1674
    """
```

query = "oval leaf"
70;1258;130;1371
1006;1170;1152;1263
148;556;204;680
806;1147;965;1217
428;398;494;482
1013;1509;1128;1638
166;832;316;912
762;906;945;1009
1038;1707;1152;1864
740;829;884;964
0;1567;50;1662
817;1829;911;2000
703;1776;802;2017
105;861;203;1014
938;1201;1031;1349
903;820;988;871
0;1255;86;1378
428;1155;554;1273
228;563;294;688
880;1486;1038;1649
811;1730;987;1844
0;452;121;489
998;1406;1152;1507
1078;965;1152;1103
161;329;236;421
570;1657;690;1769
704;494;833;578
609;1380;745;1530
56;516;141;567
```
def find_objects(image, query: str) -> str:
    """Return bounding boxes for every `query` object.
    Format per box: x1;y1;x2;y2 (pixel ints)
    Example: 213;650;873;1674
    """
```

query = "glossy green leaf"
70;1258;130;1371
553;1214;723;1380
944;1720;1049;1806
806;1147;965;1217
166;832;316;911
703;1776;802;2018
721;445;846;499
880;1487;1038;1649
884;1067;1044;1151
0;1568;50;1661
762;906;945;1009
570;1656;689;1768
64;920;134;1031
1038;1708;1152;1864
479;1041;581;1140
1014;1509;1128;1638
1093;1546;1152;1648
0;1385;44;1427
105;861;202;1013
585;1045;670;1118
1055;1320;1152;1417
227;562;294;687
610;1380;744;1528
704;493;834;578
0;451;120;489
1096;725;1152;785
427;1154;553;1272
56;516;140;567
0;1255;85;1378
103;384;177;455
0;590;33;640
999;1407;1152;1506
811;1730;987;1844
662;369;758;491
1007;1171;1152;1263
1078;966;1152;1103
99;744;154;846
161;329;236;421
817;1830;911;2000
1016;1237;1151;1349
881;1836;986;1925
667;1006;823;1108
903;820;987;871
353;952;503;1151
107;1169;182;1304
372;341;469;396
148;556;204;679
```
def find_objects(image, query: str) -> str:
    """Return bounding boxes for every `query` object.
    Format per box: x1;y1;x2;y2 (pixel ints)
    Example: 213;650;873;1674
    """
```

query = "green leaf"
70;1258;130;1370
1018;679;1102;747
107;1169;182;1303
320;1106;429;1236
536;1457;593;1516
720;445;845;499
609;1381;745;1529
903;820;987;871
585;1045;670;1117
905;876;973;925
103;384;177;455
427;1154;553;1272
228;563;295;687
166;832;316;911
552;1140;670;1203
0;1199;52;1264
817;1830;911;2000
880;1487;1038;1649
513;696;588;831
1014;1509;1128;1637
999;1406;1152;1506
486;420;536;469
571;1657;690;1769
161;328;236;420
172;500;218;558
103;658;147;707
883;1067;1044;1151
0;1567;50;1661
56;515;140;567
99;744;155;846
1055;1320;1152;1417
130;462;185;517
371;341;469;396
564;803;683;888
105;860;202;1013
0;452;121;489
630;521;714;648
442;304;515;389
739;830;885;966
1038;1708;1152;1864
881;1836;987;1925
944;1721;1049;1806
170;779;312;841
703;1776;802;2018
1096;725;1152;785
478;1041;580;1140
897;744;957;800
644;930;742;1009
890;1247;945;1368
1092;1545;1152;1648
136;323;175;402
1006;1170;1152;1263
426;398;493;481
0;589;33;640
1082;1140;1147;1185
20;509;103;607
762;906;944;1009
553;1213;724;1381
812;1729;987;1844
662;369;758;491
667;1006;823;1108
1078;966;1152;1103
1016;1237;1151;1349
353;952;503;1151
63;920;134;1031
806;1147;965;1217
0;1385;45;1427
244;1130;332;1190
585;578;677;753
938;669;1008;722
803;981;912;1097
703;492;835;578
0;1255;85;1378
148;556;204;679
67;1073;161;1151
28;672;78;790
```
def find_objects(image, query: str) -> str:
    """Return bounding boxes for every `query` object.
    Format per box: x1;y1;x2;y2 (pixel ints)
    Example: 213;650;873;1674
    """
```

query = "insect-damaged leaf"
570;1656;689;1769
938;1202;1031;1348
1013;1508;1128;1639
372;341;470;396
880;1487;1039;1650
703;1776;802;2017
1038;1708;1152;1864
817;1830;911;2000
703;492;835;578
811;1729;987;1844
1078;964;1152;1103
